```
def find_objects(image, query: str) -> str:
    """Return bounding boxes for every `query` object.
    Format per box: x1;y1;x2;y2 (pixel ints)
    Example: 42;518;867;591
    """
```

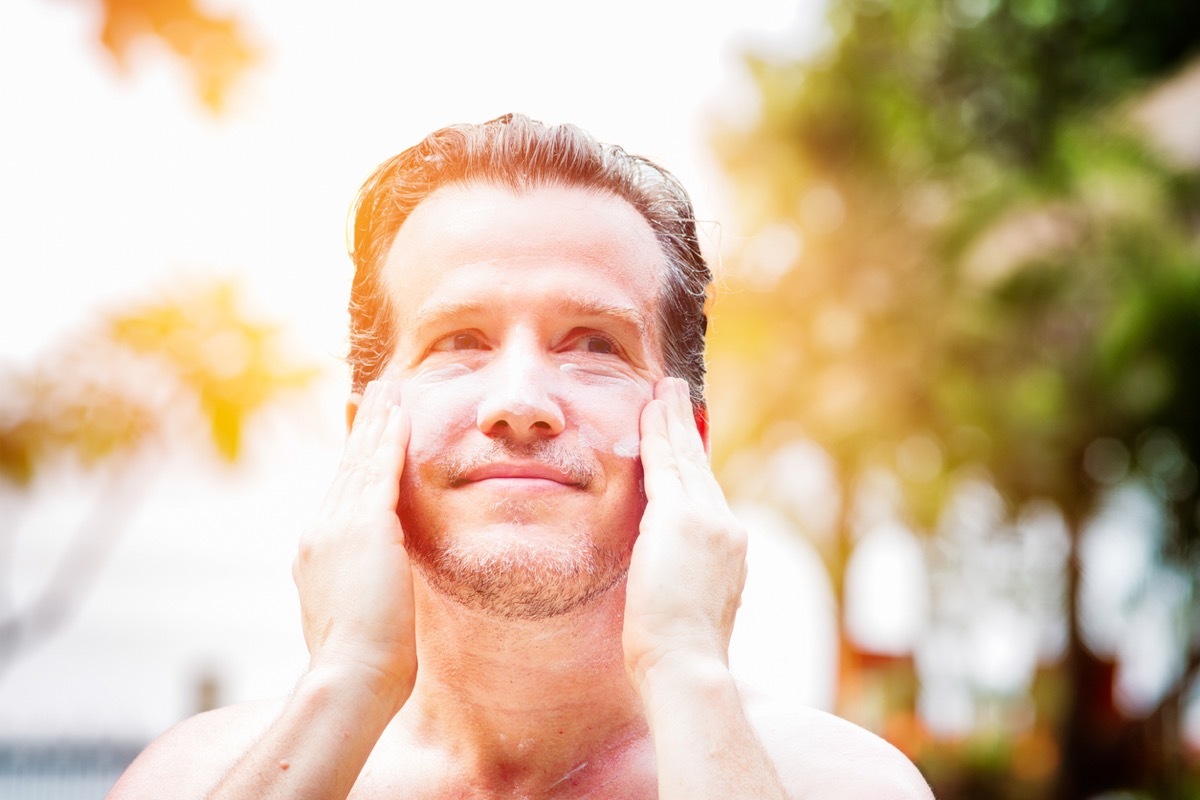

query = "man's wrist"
634;649;736;718
299;658;413;721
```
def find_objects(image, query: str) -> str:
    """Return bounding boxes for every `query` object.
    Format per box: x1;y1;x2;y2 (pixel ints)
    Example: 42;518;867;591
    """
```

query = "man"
110;114;933;799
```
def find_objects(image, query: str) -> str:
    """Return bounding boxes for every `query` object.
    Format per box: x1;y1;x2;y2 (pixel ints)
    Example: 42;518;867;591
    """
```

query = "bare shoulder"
106;696;284;799
743;688;935;800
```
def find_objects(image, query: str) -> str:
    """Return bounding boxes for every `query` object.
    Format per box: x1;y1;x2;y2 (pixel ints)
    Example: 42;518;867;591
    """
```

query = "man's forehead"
367;182;671;376
384;183;663;275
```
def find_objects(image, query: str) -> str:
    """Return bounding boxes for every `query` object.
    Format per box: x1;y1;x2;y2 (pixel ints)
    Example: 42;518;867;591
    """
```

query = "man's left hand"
622;376;748;692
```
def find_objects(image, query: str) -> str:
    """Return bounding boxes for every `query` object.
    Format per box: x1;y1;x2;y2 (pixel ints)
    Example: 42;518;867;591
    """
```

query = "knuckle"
343;459;371;481
656;460;683;481
344;459;391;490
698;517;747;557
363;464;390;487
296;529;324;564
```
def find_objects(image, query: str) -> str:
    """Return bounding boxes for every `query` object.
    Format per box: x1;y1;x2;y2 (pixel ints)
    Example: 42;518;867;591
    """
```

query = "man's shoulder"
743;689;935;800
106;696;284;799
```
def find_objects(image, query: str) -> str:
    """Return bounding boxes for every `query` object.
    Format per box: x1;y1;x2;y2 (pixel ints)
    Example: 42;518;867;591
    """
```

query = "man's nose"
475;347;566;440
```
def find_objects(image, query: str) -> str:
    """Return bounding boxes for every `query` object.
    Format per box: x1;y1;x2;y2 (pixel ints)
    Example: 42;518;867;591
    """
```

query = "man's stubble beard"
398;441;637;621
405;519;632;621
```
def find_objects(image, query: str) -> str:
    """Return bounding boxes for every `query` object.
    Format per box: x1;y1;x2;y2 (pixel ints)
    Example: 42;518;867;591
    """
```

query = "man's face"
375;182;668;619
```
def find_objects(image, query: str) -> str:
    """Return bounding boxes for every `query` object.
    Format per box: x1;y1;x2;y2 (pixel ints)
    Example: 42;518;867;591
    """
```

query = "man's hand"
294;378;417;707
623;376;747;692
624;377;788;799
136;380;422;800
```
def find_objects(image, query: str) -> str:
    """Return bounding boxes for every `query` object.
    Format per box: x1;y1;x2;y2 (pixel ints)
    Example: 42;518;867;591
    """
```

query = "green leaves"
712;0;1200;513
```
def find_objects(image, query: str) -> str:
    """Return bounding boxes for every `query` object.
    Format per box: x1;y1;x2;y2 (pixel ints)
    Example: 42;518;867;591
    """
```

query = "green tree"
710;1;1200;797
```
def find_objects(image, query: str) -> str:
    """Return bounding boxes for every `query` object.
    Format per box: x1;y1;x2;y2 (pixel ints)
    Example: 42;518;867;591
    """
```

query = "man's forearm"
206;666;401;800
639;654;788;800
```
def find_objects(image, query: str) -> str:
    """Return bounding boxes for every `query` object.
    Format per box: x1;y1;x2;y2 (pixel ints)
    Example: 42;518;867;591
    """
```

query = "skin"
108;183;934;799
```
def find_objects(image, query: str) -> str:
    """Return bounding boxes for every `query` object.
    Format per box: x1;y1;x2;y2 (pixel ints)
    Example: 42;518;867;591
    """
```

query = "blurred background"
1;0;1198;798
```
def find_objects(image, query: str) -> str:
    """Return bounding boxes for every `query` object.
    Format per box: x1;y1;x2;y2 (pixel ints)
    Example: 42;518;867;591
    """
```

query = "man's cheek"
400;382;475;469
579;381;652;456
575;396;645;504
577;419;640;461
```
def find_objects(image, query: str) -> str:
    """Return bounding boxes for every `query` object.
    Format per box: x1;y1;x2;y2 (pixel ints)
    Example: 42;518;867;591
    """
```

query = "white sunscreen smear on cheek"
613;434;639;458
401;378;477;468
563;365;645;458
559;362;623;384
576;421;606;452
578;421;640;459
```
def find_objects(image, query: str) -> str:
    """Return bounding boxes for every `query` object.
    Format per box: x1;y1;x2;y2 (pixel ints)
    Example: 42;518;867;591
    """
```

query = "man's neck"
394;576;649;794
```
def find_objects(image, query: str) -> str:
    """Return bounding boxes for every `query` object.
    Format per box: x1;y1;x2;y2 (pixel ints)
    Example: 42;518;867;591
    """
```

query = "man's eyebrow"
550;296;649;333
408;296;650;338
408;299;498;339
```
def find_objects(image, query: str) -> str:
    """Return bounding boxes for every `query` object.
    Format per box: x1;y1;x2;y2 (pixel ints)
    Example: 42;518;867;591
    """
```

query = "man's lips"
454;461;582;487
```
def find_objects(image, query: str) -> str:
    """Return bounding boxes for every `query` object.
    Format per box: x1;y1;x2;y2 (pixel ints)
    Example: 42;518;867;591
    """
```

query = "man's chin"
477;495;560;526
407;535;631;621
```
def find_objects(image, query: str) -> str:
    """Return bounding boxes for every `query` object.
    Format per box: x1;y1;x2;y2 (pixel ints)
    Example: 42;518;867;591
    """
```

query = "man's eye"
570;335;617;356
431;332;483;351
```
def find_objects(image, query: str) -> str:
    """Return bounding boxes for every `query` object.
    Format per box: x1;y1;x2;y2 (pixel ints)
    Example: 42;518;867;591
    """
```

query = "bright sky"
0;0;840;740
1;0;825;365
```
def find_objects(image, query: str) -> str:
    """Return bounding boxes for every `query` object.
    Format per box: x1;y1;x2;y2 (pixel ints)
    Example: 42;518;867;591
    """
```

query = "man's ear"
694;403;710;457
345;393;363;435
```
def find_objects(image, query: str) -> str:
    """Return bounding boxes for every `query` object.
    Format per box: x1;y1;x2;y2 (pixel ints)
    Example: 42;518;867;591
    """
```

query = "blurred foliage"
109;281;319;461
1;280;317;483
88;0;257;111
0;280;318;670
710;0;1200;797
0;0;283;697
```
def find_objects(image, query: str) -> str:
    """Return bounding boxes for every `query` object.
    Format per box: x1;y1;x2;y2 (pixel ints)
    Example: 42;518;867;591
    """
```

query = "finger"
329;380;401;504
359;403;410;518
659;378;713;492
342;380;400;464
663;378;706;457
639;395;683;503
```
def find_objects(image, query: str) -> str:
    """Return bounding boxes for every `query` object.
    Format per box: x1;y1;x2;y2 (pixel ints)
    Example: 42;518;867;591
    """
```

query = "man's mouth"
452;461;583;488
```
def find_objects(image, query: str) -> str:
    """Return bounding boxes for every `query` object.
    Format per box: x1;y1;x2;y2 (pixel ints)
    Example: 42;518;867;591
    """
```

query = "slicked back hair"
347;113;711;406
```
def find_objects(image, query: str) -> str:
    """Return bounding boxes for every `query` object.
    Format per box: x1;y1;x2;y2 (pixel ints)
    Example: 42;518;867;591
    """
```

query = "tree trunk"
1055;508;1144;799
0;458;147;677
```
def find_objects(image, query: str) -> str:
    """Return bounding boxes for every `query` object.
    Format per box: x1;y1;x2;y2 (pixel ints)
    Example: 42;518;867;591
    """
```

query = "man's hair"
347;113;712;406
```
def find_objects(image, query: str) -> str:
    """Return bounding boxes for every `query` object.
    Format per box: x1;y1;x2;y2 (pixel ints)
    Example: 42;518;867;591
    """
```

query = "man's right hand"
110;380;417;800
293;378;417;712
